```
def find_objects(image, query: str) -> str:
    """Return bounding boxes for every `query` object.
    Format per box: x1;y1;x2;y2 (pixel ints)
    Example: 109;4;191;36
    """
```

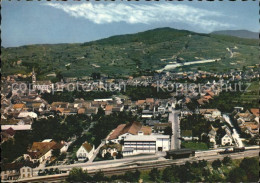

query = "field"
1;27;258;78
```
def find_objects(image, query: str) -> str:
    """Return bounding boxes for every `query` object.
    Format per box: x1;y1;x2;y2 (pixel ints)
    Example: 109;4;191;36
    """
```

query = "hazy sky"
1;0;259;47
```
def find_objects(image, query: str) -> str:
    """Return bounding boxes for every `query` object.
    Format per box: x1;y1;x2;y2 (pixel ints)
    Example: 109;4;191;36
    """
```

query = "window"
23;174;25;178
23;169;25;172
27;168;30;172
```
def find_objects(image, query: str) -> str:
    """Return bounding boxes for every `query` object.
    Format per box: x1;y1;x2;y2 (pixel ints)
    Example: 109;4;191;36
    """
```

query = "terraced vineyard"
1;27;258;79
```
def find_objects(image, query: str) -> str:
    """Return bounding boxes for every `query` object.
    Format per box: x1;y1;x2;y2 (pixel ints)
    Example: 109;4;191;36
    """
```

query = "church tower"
32;68;36;85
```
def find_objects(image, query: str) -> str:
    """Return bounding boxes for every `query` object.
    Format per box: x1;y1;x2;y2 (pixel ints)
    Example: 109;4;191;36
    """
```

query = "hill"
211;30;258;40
1;27;258;79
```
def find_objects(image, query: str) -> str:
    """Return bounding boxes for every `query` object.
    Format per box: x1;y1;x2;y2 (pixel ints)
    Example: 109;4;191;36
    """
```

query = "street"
169;109;181;149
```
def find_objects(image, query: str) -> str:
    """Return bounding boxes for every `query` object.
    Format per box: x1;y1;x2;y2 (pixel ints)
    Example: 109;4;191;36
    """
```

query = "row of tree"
66;157;258;182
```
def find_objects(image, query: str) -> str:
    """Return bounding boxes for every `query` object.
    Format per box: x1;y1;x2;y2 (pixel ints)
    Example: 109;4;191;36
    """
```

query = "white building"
221;134;233;146
76;142;95;162
18;111;38;119
20;166;33;179
122;132;170;156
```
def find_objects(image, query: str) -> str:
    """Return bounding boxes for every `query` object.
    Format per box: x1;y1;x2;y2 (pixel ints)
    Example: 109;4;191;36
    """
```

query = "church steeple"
32;68;36;85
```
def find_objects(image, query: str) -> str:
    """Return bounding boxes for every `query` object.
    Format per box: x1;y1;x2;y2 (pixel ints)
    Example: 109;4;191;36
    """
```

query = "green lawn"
181;141;209;150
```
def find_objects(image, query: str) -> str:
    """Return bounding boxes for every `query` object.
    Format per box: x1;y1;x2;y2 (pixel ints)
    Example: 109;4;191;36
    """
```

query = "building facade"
122;132;170;156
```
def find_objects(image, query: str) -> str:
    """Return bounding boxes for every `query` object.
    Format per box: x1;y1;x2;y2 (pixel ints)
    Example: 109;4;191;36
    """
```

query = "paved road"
223;114;244;147
169;109;181;150
88;141;105;163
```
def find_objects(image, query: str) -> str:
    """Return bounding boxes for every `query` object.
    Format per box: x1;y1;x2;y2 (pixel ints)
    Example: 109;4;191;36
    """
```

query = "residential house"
24;140;68;163
199;109;221;119
1;162;34;181
100;143;122;158
154;123;171;134
220;134;233;146
181;130;199;141
76;141;95;162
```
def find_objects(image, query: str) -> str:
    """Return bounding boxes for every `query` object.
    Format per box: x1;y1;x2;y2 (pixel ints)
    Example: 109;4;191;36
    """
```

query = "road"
33;154;162;175
223;114;244;147
169;109;181;150
88;141;105;163
17;148;259;183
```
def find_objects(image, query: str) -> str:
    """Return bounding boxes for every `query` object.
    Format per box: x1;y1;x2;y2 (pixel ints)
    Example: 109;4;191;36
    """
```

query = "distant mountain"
211;30;258;39
1;27;259;78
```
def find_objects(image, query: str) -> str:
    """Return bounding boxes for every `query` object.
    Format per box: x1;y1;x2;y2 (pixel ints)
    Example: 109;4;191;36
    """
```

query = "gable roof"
250;108;259;117
13;103;25;109
82;142;93;152
28;141;56;159
108;121;151;140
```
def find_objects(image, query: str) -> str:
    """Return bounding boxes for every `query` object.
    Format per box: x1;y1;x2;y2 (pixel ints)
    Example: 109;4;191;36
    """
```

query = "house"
154;123;171;134
77;108;86;115
85;107;98;116
20;165;33;179
13;103;26;111
100;143;122;158
24;140;68;163
1;127;16;143
250;108;259;117
145;120;160;127
199;109;221;118
181;130;199;141
33;80;52;92
107;121;152;143
76;141;95;162
17;111;38;119
105;105;113;115
122;132;170;156
220;134;233;146
1;161;34;181
208;127;218;148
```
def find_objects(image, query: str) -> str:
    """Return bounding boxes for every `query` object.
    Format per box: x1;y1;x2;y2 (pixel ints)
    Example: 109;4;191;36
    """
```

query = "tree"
222;156;232;165
104;152;112;160
67;167;91;182
93;171;107;182
212;159;222;169
164;126;173;137
228;167;247;183
52;149;60;158
116;151;123;159
162;167;176;182
149;168;160;181
123;170;140;182
239;157;259;182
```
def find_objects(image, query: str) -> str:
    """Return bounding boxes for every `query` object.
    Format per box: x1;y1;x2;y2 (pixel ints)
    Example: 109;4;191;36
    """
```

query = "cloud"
45;2;232;31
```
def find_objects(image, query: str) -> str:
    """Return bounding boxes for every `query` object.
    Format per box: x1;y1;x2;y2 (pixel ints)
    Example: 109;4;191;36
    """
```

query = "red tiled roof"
28;141;57;159
108;121;147;140
82;142;93;152
4;127;16;136
136;100;146;106
105;105;113;111
13;103;25;109
250;108;259;117
146;98;154;104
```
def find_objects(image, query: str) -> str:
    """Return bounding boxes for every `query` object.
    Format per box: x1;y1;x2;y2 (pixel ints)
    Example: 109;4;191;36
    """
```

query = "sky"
1;0;259;47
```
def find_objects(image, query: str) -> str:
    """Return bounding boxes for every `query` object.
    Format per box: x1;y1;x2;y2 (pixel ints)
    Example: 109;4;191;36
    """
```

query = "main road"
169;108;181;149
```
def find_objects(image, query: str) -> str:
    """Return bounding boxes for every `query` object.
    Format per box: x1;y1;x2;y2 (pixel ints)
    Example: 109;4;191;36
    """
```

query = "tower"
32;68;36;85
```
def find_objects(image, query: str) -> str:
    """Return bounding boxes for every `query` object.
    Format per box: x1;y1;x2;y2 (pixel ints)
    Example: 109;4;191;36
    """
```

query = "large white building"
122;131;170;156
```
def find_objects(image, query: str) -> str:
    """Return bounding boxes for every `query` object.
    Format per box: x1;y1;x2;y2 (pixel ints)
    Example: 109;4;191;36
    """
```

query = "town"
1;1;259;182
1;67;259;182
